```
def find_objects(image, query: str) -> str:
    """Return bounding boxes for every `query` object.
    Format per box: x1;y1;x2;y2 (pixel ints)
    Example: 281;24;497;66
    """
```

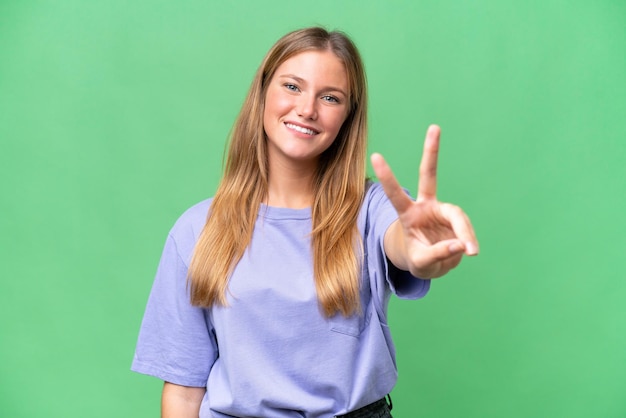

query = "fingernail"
449;242;463;253
466;242;479;255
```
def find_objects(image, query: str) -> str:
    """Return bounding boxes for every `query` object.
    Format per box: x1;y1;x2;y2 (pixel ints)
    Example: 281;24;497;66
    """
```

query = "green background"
1;0;625;416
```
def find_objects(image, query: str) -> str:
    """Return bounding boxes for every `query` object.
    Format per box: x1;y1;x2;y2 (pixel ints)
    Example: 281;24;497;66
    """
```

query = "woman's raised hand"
371;125;478;279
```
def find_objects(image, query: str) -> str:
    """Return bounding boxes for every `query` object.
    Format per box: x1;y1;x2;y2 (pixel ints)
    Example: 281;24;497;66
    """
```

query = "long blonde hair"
188;27;368;317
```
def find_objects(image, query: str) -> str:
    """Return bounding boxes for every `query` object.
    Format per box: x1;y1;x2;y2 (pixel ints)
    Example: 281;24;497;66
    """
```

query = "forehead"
273;50;348;91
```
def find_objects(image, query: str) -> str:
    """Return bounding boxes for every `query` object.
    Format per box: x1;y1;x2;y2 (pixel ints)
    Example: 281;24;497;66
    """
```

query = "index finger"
370;152;413;214
418;125;441;201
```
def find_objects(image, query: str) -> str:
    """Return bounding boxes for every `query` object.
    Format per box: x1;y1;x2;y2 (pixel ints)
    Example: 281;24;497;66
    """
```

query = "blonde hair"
188;27;368;317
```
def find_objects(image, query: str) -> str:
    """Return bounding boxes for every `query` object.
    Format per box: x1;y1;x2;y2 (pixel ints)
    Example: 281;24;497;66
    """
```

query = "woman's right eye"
284;83;300;92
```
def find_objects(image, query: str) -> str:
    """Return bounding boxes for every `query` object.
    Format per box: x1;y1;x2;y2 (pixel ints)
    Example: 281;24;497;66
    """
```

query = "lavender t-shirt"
132;182;429;417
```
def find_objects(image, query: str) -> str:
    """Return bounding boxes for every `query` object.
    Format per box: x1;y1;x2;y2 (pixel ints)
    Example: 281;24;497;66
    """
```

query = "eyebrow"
278;74;348;97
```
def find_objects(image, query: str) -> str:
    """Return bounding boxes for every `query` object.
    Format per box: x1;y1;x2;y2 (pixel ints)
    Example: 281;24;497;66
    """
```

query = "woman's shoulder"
359;180;411;230
167;198;213;246
362;180;390;210
363;180;411;206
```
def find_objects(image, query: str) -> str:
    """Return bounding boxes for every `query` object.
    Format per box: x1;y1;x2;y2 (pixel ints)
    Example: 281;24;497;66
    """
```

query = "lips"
284;122;319;136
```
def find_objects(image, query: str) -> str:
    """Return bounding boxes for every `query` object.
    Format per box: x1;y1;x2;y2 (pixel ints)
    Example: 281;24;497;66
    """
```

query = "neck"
266;159;317;209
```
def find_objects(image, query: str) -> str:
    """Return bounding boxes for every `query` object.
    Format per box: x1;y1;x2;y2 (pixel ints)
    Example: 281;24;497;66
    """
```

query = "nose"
296;94;317;120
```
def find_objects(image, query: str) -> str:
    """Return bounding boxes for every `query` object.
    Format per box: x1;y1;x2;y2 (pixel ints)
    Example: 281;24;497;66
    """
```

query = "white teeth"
285;123;317;135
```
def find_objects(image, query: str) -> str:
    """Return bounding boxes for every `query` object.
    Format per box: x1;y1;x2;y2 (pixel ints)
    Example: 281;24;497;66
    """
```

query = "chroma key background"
1;1;625;417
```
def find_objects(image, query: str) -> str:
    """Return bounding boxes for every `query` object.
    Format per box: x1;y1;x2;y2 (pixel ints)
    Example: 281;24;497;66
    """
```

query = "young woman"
132;27;478;418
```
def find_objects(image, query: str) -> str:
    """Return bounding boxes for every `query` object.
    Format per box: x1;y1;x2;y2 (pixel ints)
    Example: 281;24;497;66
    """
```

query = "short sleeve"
131;233;217;387
361;183;430;313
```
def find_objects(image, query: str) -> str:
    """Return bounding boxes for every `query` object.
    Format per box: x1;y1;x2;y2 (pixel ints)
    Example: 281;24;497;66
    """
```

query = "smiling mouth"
285;122;319;135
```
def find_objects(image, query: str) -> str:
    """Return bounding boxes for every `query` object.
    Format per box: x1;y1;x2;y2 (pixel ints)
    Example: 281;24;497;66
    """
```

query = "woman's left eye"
322;95;339;103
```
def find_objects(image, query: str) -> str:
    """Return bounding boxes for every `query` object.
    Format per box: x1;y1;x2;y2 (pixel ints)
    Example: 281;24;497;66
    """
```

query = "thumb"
412;239;465;278
419;239;465;264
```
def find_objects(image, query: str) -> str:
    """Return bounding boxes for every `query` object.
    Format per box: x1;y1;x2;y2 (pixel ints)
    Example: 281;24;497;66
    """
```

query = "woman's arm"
161;382;206;418
372;125;479;279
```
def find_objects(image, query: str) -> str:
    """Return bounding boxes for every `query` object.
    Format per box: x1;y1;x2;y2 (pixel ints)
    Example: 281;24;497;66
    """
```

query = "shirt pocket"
329;309;372;337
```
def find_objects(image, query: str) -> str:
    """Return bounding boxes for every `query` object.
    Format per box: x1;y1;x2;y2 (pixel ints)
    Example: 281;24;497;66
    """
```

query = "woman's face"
263;50;349;170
